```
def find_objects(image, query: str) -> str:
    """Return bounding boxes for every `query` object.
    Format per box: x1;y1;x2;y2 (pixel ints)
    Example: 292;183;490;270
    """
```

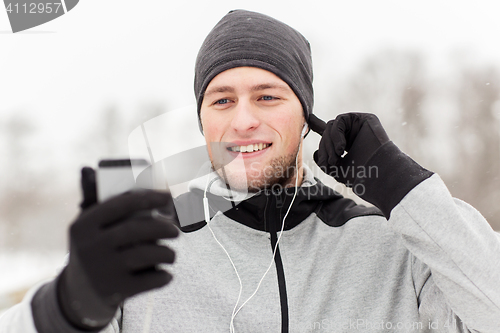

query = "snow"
0;251;66;312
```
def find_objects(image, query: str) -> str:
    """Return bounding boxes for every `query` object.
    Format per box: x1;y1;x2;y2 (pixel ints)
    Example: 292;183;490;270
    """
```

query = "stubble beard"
211;145;300;193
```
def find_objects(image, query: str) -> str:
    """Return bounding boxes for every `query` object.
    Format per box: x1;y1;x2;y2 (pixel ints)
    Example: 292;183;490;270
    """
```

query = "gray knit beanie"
194;10;314;130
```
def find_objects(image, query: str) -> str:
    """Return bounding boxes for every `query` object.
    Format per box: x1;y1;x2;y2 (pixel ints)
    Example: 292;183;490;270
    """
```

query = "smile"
227;143;271;153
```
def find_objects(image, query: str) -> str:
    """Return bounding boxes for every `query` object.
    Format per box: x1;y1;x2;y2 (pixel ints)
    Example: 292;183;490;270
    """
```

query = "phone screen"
96;159;151;202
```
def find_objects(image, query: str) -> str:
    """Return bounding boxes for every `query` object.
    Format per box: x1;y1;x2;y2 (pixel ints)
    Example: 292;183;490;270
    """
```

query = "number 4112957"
5;2;62;14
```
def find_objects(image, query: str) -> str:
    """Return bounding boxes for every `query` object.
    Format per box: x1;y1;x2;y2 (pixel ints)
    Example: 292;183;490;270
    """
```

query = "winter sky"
1;0;500;170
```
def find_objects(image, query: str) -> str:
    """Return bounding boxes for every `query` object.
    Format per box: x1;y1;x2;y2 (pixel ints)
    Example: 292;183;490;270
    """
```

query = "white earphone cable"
203;168;244;333
229;143;301;327
204;134;303;333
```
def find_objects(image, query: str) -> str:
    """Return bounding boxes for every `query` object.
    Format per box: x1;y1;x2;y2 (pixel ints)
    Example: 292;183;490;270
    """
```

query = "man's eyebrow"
250;83;290;92
203;83;291;98
204;86;235;98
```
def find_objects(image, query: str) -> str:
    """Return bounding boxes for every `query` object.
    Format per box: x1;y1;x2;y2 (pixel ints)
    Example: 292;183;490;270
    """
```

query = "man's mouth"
227;143;272;153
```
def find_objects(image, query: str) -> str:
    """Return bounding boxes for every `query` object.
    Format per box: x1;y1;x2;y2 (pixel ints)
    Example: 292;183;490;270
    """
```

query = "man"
1;9;499;333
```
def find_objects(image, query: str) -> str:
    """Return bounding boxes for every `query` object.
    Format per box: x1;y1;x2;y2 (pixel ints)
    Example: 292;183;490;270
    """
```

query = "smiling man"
1;9;500;333
194;9;315;194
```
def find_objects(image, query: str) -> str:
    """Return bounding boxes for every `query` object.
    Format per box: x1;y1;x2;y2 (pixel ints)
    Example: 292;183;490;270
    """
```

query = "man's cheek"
206;125;225;142
249;162;261;176
284;137;299;154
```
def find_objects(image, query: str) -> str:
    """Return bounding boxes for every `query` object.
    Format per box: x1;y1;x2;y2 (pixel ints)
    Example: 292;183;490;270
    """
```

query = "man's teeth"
229;143;270;153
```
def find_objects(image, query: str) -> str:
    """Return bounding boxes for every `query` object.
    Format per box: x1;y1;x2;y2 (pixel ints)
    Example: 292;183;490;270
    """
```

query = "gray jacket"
1;165;500;332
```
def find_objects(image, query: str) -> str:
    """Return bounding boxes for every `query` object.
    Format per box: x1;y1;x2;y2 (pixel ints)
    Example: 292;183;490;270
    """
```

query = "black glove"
313;112;433;218
57;167;179;330
79;166;97;210
313;113;389;185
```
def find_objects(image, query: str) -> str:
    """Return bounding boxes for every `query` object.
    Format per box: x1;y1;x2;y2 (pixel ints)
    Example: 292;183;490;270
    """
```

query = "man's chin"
222;174;294;193
212;150;300;193
214;170;267;193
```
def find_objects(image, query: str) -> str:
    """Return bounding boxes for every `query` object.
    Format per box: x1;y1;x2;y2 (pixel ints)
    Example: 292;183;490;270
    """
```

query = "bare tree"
0;113;41;250
0;112;80;252
102;105;124;157
128;102;167;132
327;50;500;231
451;65;500;230
333;49;429;163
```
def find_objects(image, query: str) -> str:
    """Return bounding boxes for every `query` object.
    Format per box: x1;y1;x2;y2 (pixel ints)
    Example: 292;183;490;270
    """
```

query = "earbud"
301;123;308;138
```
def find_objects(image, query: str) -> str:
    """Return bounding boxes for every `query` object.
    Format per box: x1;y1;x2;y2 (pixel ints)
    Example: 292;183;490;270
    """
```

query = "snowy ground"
0;251;66;314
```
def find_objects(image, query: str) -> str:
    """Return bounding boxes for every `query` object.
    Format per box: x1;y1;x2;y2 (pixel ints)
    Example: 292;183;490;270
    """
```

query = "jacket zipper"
266;193;289;333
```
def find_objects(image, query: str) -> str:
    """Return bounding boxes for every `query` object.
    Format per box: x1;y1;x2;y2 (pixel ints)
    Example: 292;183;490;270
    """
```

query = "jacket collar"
174;164;345;232
222;178;343;232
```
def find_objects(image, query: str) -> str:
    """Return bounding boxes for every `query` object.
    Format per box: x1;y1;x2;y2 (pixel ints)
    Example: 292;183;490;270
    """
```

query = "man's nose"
230;100;260;133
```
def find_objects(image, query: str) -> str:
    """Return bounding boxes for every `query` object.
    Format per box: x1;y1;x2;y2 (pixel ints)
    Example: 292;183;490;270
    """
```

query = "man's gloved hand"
313;112;433;218
57;167;179;330
313;113;390;185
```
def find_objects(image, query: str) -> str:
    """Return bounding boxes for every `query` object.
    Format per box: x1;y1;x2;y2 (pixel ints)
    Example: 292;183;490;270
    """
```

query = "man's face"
200;66;305;192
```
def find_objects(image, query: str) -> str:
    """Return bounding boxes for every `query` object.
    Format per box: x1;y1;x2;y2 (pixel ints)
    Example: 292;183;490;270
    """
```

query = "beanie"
194;10;314;130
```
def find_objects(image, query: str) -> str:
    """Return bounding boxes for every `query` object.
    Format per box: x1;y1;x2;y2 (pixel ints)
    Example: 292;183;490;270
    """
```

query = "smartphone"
96;159;152;202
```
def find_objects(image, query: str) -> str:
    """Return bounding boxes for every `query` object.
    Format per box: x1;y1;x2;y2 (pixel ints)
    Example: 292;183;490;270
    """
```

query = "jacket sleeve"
0;283;41;333
389;174;500;333
0;278;121;333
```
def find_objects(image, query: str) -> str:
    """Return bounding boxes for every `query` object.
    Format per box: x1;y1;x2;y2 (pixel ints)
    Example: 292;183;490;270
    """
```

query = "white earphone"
301;123;308;137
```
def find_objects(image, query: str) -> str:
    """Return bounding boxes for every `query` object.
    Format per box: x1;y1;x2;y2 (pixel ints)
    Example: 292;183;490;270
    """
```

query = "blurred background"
1;0;500;311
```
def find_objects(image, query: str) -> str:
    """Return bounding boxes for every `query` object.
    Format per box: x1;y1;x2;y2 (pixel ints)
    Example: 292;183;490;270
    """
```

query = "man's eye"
261;96;275;101
215;99;230;105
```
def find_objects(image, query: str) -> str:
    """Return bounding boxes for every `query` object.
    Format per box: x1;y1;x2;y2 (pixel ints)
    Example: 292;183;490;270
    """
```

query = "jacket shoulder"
315;194;384;227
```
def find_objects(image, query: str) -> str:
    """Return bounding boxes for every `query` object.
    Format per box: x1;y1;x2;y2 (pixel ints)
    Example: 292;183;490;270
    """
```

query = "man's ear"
198;120;204;136
198;108;205;136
